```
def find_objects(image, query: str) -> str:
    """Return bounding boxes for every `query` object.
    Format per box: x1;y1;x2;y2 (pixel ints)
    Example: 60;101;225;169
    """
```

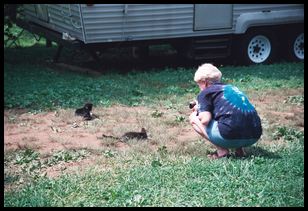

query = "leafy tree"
4;4;23;45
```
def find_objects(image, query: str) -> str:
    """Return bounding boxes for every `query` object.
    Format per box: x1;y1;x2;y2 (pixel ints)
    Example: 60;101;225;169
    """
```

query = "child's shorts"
206;120;258;149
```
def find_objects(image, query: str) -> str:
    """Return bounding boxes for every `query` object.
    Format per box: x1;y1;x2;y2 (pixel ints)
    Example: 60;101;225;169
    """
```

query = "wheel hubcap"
293;33;304;60
247;35;271;63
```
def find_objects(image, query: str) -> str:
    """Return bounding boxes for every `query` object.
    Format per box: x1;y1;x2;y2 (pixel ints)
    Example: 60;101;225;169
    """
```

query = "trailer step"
192;36;232;60
194;45;229;50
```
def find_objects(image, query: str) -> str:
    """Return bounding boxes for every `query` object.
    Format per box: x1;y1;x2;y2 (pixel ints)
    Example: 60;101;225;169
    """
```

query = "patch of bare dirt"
4;105;198;179
249;88;304;129
4;105;201;154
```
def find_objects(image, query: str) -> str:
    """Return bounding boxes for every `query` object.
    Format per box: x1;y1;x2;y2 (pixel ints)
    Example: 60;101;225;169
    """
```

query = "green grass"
4;138;304;207
3;46;304;111
221;63;304;90
4;58;199;110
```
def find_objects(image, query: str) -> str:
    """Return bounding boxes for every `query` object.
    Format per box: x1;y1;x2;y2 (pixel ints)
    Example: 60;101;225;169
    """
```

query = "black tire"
238;30;277;65
286;30;304;62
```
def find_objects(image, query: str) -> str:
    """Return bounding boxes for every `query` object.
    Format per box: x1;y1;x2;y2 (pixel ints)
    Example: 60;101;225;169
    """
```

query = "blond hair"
194;63;222;83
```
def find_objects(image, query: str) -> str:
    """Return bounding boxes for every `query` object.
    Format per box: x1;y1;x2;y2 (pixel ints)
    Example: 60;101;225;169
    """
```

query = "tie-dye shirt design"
197;82;262;139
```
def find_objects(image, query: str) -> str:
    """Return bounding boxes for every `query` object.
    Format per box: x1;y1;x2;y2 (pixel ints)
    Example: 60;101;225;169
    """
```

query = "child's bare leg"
189;111;229;159
189;111;209;139
191;123;206;138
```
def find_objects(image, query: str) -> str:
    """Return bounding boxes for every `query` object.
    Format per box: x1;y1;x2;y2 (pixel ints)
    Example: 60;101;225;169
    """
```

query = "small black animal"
75;103;93;120
189;101;197;109
121;128;148;141
101;128;148;142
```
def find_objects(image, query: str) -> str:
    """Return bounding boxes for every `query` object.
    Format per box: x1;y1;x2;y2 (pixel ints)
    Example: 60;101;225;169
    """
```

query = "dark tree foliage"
4;4;23;40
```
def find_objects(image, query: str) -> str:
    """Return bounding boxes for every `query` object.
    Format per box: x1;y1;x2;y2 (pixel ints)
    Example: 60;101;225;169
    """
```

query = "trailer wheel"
286;31;304;62
239;30;277;65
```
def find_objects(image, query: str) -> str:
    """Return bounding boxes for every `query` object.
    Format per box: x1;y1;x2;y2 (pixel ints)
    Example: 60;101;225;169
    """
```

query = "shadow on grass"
5;45;303;80
242;146;281;159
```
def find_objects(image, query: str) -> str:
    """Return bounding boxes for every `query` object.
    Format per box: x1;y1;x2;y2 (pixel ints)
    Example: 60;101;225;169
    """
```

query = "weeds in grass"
175;115;186;123
45;149;90;166
273;126;304;142
4;149;92;191
284;95;304;105
103;150;118;158
151;110;164;118
14;149;40;165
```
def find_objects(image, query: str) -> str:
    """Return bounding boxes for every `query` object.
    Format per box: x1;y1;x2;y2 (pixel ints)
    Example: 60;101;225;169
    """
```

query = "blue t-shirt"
197;82;262;139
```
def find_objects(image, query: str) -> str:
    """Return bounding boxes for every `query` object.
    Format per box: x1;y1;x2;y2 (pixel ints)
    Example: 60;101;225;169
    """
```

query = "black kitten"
75;103;93;120
101;128;148;142
121;128;148;141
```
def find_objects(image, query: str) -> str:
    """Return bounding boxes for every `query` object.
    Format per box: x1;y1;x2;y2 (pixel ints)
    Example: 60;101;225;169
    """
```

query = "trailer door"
194;4;232;30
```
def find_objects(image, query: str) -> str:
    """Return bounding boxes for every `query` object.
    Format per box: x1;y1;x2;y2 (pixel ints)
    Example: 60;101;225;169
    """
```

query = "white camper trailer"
18;4;304;64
